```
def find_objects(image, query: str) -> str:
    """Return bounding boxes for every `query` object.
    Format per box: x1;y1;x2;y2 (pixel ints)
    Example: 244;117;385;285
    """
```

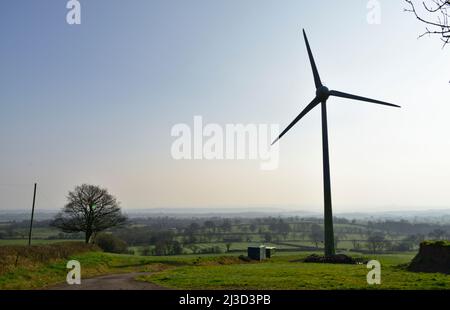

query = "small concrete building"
265;246;276;258
248;245;276;261
248;246;266;260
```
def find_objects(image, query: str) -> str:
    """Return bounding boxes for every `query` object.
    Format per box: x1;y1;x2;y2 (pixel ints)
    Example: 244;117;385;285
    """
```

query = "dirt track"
47;272;167;290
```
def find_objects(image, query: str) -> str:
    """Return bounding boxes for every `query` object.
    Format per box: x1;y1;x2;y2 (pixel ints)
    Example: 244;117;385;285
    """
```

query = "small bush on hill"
303;254;365;264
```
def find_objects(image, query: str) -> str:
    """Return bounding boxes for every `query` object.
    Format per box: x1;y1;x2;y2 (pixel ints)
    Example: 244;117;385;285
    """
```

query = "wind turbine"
272;29;400;257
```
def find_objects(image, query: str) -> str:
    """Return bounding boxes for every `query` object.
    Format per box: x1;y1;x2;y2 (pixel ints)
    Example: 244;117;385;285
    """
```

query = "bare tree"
367;233;386;254
429;228;446;240
334;233;347;249
51;184;127;243
405;0;450;46
310;224;324;249
351;239;360;250
225;242;232;252
203;220;216;233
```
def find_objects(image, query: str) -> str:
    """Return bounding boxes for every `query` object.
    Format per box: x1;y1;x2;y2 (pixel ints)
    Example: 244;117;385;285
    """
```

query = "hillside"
0;243;449;290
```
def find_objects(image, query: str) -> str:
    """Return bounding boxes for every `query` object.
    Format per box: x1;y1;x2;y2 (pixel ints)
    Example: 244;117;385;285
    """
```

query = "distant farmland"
1;216;449;256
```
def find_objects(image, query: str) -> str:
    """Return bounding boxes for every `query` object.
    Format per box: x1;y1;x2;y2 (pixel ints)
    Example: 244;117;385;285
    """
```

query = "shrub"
94;233;128;254
238;255;252;262
170;241;183;255
0;242;99;276
390;241;413;252
141;246;153;256
198;246;223;254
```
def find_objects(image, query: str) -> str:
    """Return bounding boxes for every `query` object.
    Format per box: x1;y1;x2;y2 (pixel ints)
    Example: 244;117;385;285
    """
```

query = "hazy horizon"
1;204;450;214
1;1;450;213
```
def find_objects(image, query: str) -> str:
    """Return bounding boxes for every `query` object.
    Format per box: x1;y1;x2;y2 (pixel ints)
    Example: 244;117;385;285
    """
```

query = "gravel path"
47;272;167;290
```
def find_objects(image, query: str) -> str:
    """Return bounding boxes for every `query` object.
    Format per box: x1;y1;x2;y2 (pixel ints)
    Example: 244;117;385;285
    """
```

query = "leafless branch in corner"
405;0;450;47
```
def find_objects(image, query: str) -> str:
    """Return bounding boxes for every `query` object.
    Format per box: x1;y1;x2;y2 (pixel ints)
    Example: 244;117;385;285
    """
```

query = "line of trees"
3;183;448;256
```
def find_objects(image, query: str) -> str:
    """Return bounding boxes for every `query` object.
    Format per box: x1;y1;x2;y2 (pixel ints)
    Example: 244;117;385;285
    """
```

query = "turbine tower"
273;29;400;257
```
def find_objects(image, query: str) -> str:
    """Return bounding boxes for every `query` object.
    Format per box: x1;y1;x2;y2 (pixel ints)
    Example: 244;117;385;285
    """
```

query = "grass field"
139;252;450;290
0;250;166;289
0;239;83;246
130;242;296;255
1;243;449;290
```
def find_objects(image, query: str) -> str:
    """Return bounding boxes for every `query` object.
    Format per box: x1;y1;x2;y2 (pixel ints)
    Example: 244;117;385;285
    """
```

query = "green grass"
0;246;242;289
0;251;169;290
0;227;60;239
140;252;450;290
422;240;450;247
0;239;82;246
130;242;307;256
1;246;449;290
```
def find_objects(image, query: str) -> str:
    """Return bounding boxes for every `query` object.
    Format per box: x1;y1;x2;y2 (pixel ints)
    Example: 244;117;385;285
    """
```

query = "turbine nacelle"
271;29;400;146
316;86;330;101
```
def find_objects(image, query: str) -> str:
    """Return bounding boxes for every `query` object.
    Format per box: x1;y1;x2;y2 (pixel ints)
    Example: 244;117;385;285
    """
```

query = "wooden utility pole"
28;183;37;246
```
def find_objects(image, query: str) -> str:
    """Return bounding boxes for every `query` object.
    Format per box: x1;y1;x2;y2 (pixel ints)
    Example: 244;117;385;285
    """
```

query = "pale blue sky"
0;1;449;212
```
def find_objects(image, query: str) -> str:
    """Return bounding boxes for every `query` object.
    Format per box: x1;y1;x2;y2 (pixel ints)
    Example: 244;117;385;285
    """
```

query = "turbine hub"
316;86;330;101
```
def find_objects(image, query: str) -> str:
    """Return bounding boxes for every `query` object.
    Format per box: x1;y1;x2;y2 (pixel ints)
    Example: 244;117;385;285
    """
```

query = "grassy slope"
0;250;235;289
0;252;169;290
1;249;449;290
140;252;450;290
